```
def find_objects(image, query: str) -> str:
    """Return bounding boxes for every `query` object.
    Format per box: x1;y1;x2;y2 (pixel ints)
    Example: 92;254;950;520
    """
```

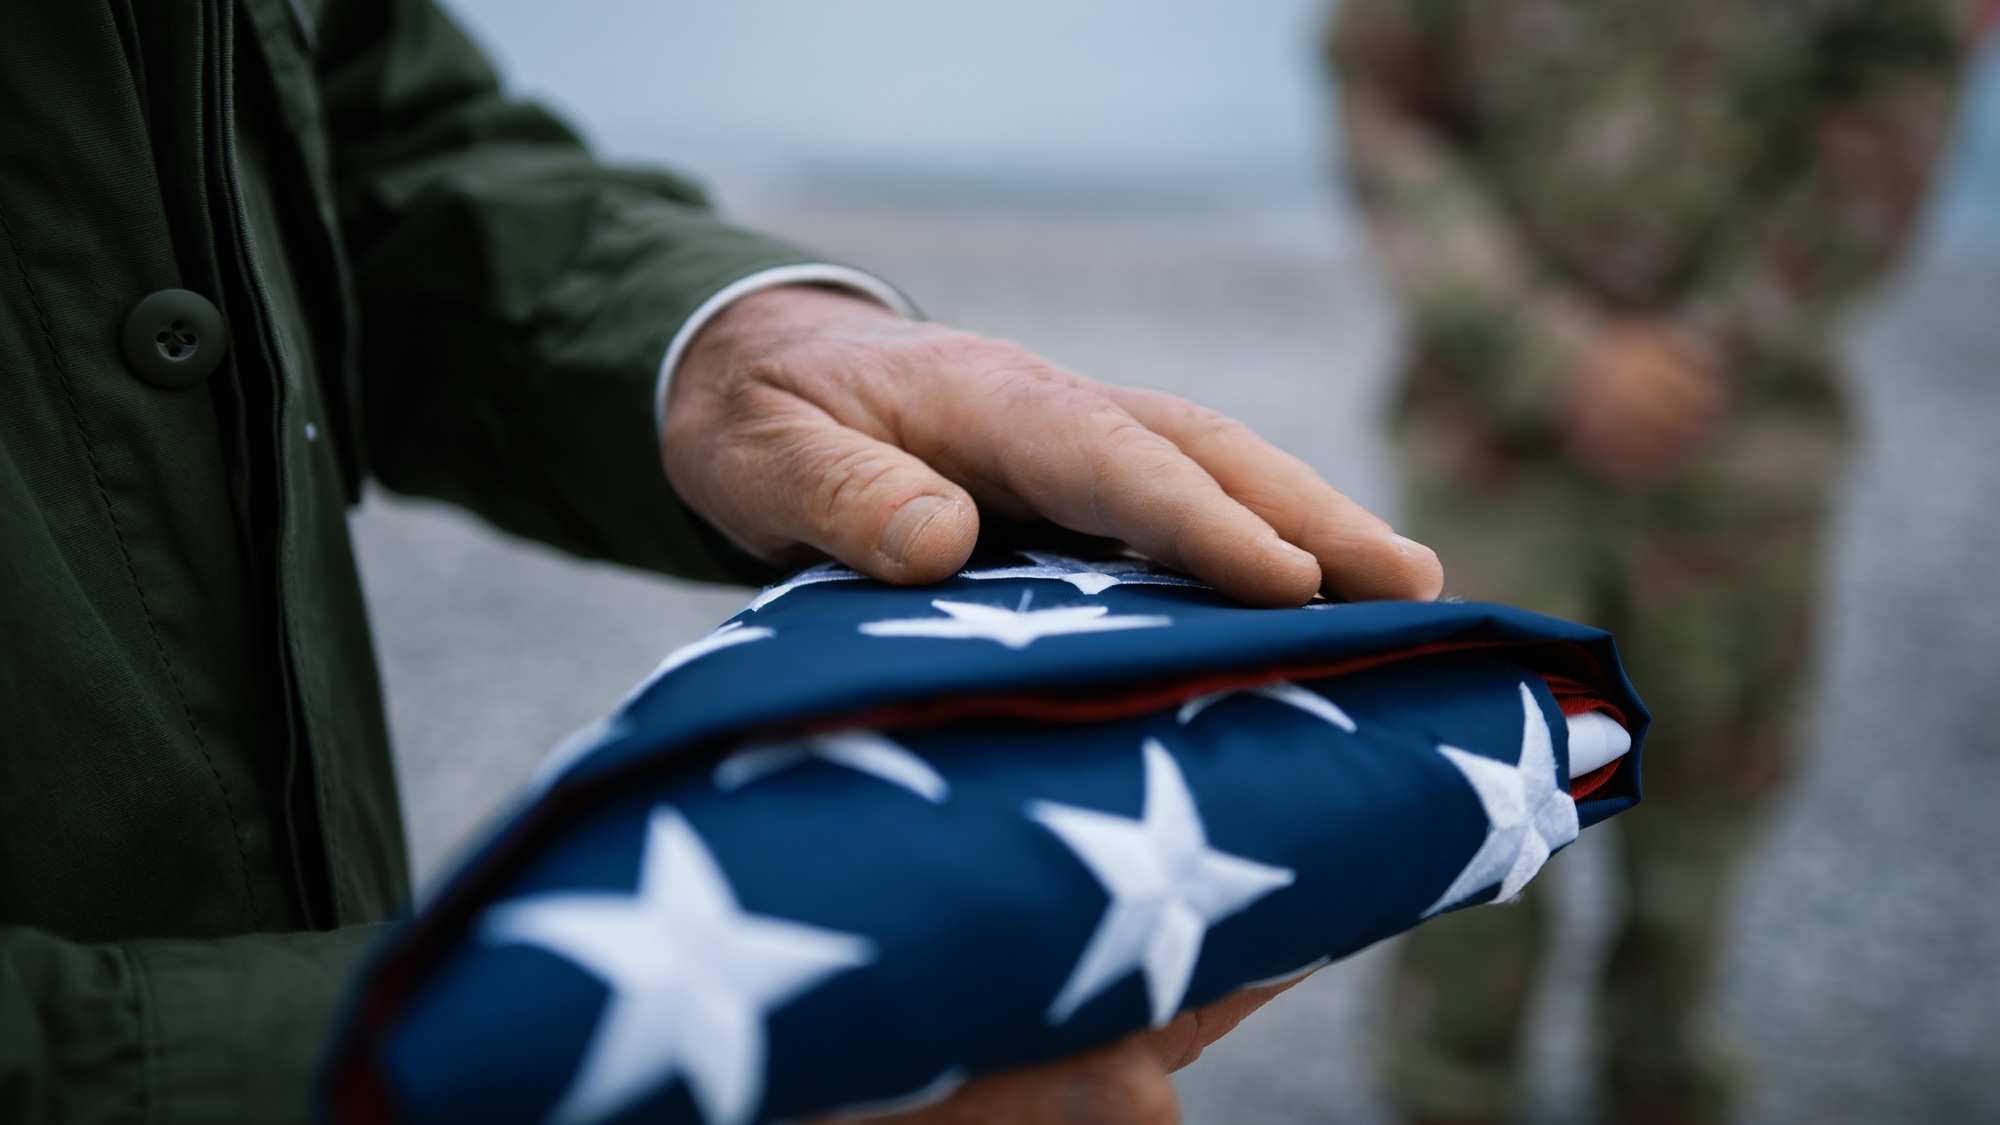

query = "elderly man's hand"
664;286;1442;606
813;975;1307;1125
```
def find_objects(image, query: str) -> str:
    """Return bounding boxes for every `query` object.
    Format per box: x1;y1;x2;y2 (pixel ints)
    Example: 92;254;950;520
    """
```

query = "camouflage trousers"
1382;399;1847;1125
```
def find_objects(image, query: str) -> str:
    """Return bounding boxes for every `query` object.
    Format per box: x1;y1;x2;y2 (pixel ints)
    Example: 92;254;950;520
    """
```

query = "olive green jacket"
0;0;833;1119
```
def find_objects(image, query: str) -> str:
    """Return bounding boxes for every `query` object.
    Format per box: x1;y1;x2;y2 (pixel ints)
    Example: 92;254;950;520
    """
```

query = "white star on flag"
1421;682;1580;918
961;552;1209;596
482;807;874;1125
742;561;868;612
1029;739;1295;1027
1176;681;1356;732
859;596;1171;650
714;729;949;803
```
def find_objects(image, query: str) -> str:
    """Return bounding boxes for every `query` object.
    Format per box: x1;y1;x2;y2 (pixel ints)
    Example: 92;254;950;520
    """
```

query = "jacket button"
121;289;228;388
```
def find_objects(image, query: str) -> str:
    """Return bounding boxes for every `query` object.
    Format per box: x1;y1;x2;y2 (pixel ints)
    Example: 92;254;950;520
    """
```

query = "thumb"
717;412;981;584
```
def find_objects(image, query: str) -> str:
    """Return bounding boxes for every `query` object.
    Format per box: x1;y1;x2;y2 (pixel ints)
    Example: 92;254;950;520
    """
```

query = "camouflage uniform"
1325;2;1974;1120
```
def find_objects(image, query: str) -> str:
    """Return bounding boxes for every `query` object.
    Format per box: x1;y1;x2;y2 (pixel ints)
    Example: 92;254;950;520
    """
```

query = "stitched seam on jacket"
125;944;160;1125
0;194;268;930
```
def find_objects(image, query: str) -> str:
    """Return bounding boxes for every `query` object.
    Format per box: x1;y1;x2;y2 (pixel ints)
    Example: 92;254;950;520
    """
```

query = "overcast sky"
439;0;1337;203
442;1;1997;251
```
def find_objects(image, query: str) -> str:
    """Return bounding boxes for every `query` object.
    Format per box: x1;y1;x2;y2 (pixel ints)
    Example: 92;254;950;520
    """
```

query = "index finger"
919;378;1326;606
1105;386;1443;602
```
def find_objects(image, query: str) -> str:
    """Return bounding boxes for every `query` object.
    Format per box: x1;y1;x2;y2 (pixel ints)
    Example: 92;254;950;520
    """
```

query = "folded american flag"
325;552;1645;1124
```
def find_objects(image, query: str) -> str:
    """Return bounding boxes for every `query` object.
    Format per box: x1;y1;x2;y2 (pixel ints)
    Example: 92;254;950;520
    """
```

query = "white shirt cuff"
654;264;920;428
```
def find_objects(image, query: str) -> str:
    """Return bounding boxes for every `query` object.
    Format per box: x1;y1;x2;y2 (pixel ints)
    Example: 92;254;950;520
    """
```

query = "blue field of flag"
326;553;1645;1124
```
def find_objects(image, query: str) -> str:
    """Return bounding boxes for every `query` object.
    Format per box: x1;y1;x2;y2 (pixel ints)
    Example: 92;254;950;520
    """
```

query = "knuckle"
1091;420;1202;519
1126;388;1249;446
893;327;1030;380
740;351;860;405
1091;412;1176;465
932;334;1078;391
883;332;1079;425
732;354;798;395
1179;403;1251;444
798;442;903;537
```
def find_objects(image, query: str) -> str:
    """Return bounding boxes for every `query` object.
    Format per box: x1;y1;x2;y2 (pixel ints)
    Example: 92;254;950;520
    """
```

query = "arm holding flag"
0;0;1443;1118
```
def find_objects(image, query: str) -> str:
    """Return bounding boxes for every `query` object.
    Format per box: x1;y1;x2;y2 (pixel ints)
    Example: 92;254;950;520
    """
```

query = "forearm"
1687;0;1969;369
1325;0;1602;432
1337;81;1602;434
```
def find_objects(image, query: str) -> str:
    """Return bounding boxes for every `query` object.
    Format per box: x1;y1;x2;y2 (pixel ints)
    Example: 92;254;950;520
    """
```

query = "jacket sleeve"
1326;0;1602;442
1683;0;1969;370
0;923;389;1124
315;0;836;583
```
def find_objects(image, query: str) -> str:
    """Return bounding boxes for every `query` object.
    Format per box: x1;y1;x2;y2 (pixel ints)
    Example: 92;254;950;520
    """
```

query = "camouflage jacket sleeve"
1681;0;1972;373
1330;0;1973;401
1326;0;1602;441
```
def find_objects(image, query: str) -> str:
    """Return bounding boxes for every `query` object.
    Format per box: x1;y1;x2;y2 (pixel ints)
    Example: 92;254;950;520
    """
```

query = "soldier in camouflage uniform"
1325;2;1980;1121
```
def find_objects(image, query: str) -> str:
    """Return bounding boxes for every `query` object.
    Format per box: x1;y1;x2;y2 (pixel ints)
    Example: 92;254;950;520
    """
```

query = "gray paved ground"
1717;266;2000;1124
349;197;2000;1123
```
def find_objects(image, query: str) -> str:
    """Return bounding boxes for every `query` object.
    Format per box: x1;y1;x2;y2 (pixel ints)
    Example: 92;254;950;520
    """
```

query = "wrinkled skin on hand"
1556;317;1731;490
813;975;1308;1125
664;287;1443;607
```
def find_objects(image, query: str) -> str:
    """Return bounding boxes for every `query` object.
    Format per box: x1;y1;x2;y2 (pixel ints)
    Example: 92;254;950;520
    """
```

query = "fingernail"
880;496;952;566
1392;534;1426;556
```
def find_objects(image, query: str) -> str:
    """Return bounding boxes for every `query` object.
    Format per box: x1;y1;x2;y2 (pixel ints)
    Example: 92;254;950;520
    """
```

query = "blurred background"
353;3;2000;1121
